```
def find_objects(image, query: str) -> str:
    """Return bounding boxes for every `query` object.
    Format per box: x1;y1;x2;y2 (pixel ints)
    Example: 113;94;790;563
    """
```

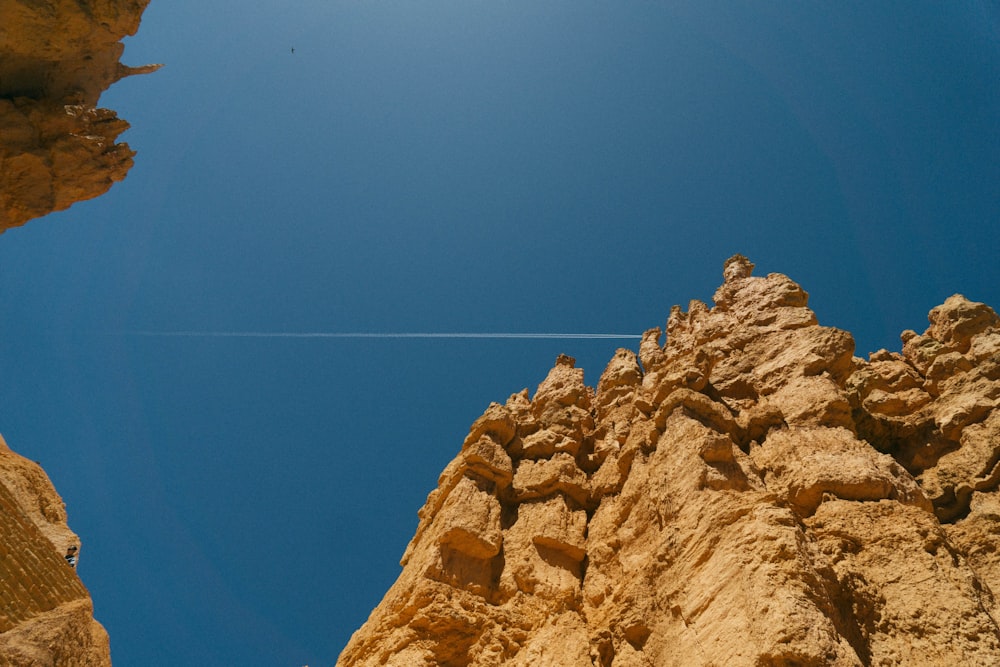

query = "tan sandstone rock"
339;255;1000;666
0;0;159;231
0;2;156;662
0;434;110;667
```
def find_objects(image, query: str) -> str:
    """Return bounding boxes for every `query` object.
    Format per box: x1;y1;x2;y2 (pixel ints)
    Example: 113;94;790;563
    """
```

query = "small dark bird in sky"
291;47;295;54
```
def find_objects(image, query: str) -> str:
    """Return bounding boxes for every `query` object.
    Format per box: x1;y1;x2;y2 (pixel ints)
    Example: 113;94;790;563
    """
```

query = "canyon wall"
0;0;158;231
0;435;110;667
339;255;1000;666
0;2;156;664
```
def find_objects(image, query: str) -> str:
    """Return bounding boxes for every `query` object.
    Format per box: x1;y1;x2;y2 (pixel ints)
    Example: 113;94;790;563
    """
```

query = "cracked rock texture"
0;434;109;666
0;0;158;231
338;255;1000;666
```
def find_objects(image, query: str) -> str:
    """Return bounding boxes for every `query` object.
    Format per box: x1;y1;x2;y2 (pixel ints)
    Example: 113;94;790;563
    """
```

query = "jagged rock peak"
338;256;1000;666
722;252;755;281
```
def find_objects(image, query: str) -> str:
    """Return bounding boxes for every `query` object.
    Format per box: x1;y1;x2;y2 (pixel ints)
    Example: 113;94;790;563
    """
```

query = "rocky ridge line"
339;255;1000;666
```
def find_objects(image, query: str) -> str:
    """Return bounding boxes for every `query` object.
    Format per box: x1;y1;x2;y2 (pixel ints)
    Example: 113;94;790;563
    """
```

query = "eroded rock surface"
339;255;1000;666
0;435;109;667
0;0;159;231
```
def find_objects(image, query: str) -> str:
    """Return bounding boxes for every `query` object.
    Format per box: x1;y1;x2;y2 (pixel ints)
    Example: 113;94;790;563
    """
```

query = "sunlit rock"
339;256;1000;666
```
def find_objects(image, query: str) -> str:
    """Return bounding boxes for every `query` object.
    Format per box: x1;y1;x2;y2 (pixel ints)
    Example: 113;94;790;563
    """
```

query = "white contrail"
120;331;642;340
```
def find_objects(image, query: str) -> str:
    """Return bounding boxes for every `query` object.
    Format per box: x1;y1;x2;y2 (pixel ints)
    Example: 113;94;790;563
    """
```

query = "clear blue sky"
1;2;997;665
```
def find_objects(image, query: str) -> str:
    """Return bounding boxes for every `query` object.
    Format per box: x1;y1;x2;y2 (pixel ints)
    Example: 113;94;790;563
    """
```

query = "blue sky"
1;2;997;665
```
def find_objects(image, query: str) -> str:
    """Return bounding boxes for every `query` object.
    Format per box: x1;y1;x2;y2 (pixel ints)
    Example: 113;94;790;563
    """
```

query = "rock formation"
0;3;155;662
0;0;159;231
0;434;110;667
338;255;1000;666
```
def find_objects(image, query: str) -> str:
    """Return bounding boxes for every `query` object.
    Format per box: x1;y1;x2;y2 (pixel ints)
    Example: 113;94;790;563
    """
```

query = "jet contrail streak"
120;331;642;340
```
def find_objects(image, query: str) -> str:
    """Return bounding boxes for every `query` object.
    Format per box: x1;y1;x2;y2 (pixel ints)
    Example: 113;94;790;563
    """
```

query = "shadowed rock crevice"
339;256;1000;666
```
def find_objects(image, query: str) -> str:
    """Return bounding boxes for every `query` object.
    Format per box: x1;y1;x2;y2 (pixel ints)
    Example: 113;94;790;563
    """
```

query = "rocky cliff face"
0;0;158;231
0;1;155;662
339;256;1000;666
0;435;110;667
